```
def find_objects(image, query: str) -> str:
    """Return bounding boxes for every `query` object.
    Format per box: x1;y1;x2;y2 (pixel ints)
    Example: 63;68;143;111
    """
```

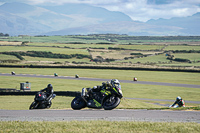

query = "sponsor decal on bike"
93;99;101;107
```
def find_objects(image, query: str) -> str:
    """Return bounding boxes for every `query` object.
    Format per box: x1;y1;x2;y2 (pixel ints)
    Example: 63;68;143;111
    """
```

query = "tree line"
0;33;9;37
1;51;92;60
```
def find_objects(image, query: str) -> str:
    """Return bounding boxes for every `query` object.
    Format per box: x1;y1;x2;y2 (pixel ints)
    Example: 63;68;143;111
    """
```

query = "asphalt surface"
1;73;200;104
0;109;199;123
1;73;200;88
1;73;200;122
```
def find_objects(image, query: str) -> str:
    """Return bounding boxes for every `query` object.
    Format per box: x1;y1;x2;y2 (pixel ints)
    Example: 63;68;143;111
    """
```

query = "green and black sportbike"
71;79;123;110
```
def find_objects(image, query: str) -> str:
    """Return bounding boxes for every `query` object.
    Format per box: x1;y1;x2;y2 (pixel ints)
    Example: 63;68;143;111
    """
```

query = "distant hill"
0;9;50;35
41;3;133;23
46;21;183;36
0;2;199;36
146;12;200;35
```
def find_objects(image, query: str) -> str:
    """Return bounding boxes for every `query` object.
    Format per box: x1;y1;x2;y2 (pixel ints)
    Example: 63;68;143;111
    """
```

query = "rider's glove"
102;82;106;86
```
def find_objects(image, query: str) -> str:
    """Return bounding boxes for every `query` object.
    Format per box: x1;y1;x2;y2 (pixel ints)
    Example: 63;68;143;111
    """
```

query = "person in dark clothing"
11;71;15;75
169;96;185;108
40;84;54;106
81;79;121;105
82;79;120;97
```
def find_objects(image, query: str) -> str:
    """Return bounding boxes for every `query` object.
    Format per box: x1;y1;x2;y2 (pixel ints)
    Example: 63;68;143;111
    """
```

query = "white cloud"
3;0;200;22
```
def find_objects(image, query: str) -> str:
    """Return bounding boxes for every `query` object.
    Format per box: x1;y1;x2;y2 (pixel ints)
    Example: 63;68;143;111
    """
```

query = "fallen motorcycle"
71;82;123;110
29;92;56;109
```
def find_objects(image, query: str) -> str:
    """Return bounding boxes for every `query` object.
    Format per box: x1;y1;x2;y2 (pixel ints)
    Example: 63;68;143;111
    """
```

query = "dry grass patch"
0;41;22;45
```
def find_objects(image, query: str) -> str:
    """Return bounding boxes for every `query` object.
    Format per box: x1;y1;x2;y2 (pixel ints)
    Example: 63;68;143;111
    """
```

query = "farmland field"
0;46;89;55
0;35;200;70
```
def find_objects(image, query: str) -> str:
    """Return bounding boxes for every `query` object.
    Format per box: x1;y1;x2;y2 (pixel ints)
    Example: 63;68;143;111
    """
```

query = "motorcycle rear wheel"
103;96;120;110
71;96;86;110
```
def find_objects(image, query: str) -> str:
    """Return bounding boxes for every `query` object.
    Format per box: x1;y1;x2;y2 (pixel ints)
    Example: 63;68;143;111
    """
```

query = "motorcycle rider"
11;71;15;75
169;96;185;108
40;84;54;106
54;73;58;77
83;79;121;97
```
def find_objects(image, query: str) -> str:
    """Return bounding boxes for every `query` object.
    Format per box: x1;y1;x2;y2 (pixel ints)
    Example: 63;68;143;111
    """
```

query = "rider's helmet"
111;79;120;88
176;96;182;101
47;84;53;90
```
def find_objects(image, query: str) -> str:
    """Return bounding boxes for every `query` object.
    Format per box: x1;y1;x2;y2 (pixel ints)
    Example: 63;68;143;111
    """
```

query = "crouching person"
169;96;185;108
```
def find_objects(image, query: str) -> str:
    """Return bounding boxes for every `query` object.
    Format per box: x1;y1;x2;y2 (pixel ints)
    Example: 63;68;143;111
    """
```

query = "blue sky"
1;0;200;22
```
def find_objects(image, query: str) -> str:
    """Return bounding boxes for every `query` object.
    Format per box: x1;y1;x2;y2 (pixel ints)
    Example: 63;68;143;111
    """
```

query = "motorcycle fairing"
100;89;111;95
87;90;110;108
87;99;102;108
93;99;101;107
34;92;47;101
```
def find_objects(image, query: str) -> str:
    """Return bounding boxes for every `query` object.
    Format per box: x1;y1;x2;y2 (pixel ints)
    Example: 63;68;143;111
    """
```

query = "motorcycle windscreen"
115;84;123;95
115;84;122;90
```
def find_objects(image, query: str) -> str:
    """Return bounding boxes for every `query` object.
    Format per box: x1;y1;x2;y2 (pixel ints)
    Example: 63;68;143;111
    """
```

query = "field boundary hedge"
0;64;200;73
0;89;81;97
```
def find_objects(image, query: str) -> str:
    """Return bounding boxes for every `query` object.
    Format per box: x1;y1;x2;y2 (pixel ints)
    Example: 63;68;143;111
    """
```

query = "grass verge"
0;96;73;110
0;96;165;110
0;121;200;133
0;67;199;110
1;67;200;85
0;96;199;110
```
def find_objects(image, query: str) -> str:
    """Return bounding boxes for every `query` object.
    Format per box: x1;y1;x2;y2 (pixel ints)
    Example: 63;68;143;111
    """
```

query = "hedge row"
171;50;200;53
0;64;200;73
1;52;25;60
1;51;92;60
0;91;81;97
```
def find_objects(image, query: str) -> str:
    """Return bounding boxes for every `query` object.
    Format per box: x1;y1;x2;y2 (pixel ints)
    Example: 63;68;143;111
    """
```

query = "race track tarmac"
1;73;200;104
1;73;200;123
0;109;200;123
1;73;200;88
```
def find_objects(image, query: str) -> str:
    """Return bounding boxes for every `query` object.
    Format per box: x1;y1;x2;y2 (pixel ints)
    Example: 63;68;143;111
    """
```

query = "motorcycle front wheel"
103;96;120;110
71;96;86;110
29;101;38;110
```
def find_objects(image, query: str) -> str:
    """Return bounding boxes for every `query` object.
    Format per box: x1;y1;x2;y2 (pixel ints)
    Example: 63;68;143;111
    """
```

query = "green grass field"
0;46;90;55
118;54;169;63
0;96;165;110
22;56;91;64
165;45;200;50
0;54;19;60
1;67;199;84
0;67;199;110
28;43;115;49
0;96;71;110
1;35;200;68
1;121;200;133
172;53;200;61
1;35;200;44
117;44;165;50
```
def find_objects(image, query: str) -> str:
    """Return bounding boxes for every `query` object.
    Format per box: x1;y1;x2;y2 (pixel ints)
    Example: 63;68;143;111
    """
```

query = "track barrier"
0;89;81;97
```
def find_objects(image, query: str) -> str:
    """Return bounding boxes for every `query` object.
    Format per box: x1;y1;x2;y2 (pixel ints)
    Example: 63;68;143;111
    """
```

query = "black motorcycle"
71;84;123;110
29;92;56;109
11;71;15;75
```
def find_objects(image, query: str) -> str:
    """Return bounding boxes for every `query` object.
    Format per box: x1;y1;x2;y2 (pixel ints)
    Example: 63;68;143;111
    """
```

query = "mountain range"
0;2;199;36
